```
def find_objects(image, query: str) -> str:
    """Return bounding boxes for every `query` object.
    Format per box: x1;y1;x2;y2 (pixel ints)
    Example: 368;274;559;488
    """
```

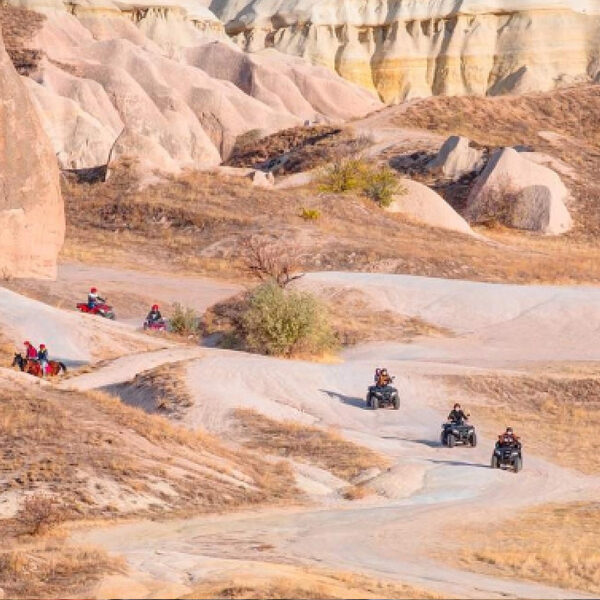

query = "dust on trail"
6;269;600;599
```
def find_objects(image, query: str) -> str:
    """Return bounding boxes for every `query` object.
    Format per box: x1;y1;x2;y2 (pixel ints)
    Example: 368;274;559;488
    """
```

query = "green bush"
299;207;321;221
242;282;337;357
169;303;199;336
318;157;369;193
362;165;404;207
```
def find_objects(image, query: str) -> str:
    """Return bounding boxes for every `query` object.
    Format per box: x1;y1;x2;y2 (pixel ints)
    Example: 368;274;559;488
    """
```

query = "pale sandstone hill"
0;28;64;279
5;1;381;172
211;0;600;102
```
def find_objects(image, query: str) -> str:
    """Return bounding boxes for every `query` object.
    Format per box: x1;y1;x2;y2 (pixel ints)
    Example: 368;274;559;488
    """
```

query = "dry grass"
61;161;600;286
235;408;389;481
451;502;600;594
186;563;441;599
441;372;600;474
0;540;124;599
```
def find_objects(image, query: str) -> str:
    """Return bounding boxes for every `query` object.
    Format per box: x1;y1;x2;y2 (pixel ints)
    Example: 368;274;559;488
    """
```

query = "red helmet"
152;304;159;310
24;340;30;346
40;344;46;349
90;287;97;293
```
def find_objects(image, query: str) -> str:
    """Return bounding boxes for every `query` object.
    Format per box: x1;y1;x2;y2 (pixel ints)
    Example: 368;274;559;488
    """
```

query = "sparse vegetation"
452;502;600;594
467;178;519;228
300;207;321;220
0;5;45;75
362;165;404;207
235;408;388;481
319;156;369;193
241;282;337;358
17;493;65;536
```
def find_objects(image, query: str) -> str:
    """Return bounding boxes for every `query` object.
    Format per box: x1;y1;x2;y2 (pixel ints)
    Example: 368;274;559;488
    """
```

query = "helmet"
152;304;159;310
24;341;30;346
90;287;97;293
506;427;513;435
381;368;388;375
454;403;461;409
40;344;46;349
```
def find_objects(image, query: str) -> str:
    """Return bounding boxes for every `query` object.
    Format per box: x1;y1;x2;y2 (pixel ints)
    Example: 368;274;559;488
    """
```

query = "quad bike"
491;444;523;472
441;421;477;447
366;380;400;410
143;318;167;332
76;298;116;320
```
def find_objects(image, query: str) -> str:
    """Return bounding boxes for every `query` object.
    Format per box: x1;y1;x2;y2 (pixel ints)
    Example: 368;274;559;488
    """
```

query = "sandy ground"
4;269;600;598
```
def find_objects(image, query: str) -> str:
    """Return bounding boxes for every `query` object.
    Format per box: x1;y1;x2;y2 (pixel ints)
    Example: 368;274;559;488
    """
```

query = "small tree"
18;493;63;536
241;236;304;288
361;165;403;207
242;282;337;357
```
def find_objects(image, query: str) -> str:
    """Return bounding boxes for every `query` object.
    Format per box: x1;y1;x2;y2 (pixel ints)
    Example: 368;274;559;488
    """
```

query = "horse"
12;353;67;377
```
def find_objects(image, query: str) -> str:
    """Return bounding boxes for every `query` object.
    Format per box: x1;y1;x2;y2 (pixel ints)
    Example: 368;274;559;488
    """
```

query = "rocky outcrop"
212;0;600;102
466;148;572;235
6;0;381;172
387;179;473;236
0;29;64;278
427;136;485;181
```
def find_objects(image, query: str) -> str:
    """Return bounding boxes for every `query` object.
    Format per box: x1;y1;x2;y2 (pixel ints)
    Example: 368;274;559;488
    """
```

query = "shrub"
241;282;337;357
362;165;404;207
169;303;199;336
299;207;321;221
318;156;369;193
18;493;64;536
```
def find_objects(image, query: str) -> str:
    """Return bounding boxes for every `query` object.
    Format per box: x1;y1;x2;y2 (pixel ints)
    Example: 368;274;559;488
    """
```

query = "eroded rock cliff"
211;0;600;102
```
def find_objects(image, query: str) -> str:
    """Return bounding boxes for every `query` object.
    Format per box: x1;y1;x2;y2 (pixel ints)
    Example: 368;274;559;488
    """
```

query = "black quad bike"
491;444;523;472
366;383;400;410
441;421;477;447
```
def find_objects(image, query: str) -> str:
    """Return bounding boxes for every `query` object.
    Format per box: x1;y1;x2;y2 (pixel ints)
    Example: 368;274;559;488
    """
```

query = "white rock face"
466;148;572;234
427;136;485;181
387;179;473;236
9;0;381;172
212;0;600;102
0;30;64;279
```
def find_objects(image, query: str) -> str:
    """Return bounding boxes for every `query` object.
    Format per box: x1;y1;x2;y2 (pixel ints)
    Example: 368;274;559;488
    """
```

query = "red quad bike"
76;299;116;320
143;319;167;332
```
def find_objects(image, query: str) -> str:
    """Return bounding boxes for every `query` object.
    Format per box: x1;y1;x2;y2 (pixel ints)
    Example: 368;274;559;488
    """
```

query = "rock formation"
0;28;64;279
427;136;485;181
6;0;381;173
466;148;572;235
212;0;600;102
387;179;473;235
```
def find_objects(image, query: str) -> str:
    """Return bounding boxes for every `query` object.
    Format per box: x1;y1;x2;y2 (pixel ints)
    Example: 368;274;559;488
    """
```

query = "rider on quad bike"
87;287;105;310
496;427;521;449
374;367;392;387
447;403;470;424
146;304;163;324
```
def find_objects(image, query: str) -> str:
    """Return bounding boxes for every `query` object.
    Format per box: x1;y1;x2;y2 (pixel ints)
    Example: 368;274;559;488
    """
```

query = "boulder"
249;170;274;188
0;30;64;279
466;148;572;234
427;136;485;180
386;179;473;236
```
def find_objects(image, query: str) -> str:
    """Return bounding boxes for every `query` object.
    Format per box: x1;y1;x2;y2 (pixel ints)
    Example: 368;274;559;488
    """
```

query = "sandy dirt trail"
58;271;600;599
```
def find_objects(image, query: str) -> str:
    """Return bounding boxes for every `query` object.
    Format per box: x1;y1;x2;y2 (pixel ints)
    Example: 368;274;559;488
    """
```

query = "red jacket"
26;345;38;359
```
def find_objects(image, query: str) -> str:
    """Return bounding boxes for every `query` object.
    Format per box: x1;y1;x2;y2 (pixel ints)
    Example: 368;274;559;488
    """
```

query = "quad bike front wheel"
392;394;400;410
447;433;455;448
491;455;499;469
513;457;523;473
371;395;379;410
469;432;477;447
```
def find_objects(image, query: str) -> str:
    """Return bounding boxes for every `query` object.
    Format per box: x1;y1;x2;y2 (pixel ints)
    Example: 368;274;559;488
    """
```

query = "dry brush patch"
235;408;389;481
61;162;600;285
440;372;600;474
448;502;600;594
186;564;442;599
